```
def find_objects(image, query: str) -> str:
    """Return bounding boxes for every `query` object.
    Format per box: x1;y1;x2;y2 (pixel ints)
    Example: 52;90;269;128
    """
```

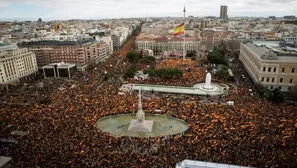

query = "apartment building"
200;31;233;50
111;27;131;50
239;41;297;91
98;42;110;61
18;39;110;71
95;36;113;55
0;47;38;90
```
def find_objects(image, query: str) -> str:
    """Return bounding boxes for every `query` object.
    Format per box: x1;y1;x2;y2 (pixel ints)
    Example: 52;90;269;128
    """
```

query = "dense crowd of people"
1;34;297;168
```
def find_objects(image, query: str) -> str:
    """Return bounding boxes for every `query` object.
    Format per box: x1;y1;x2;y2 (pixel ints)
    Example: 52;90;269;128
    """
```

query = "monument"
128;88;154;132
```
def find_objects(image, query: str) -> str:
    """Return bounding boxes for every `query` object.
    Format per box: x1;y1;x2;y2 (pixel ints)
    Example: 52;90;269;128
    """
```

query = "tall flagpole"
183;5;186;60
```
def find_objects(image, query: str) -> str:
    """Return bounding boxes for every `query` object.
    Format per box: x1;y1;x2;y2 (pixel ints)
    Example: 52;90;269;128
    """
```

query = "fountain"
96;88;188;137
192;72;226;94
201;72;216;91
204;73;212;89
127;89;154;132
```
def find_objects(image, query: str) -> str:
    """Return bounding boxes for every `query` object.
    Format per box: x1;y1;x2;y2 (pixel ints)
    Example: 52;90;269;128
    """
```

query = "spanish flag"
173;23;184;35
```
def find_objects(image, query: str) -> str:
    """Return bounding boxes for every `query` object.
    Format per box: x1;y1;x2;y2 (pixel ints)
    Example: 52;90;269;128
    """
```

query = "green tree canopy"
207;50;227;65
123;64;137;79
126;51;142;63
186;51;196;57
271;88;284;103
214;65;230;81
214;46;225;56
144;68;183;79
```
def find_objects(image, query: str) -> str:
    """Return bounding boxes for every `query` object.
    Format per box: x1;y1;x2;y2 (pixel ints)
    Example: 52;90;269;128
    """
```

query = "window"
266;77;270;82
263;67;266;72
282;68;285;73
292;68;295;73
268;67;271;72
273;67;276;72
280;78;283;83
261;77;264;81
272;78;275;83
289;79;293;83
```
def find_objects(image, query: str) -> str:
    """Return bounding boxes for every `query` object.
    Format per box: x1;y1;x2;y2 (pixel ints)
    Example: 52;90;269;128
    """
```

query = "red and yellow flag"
173;23;184;35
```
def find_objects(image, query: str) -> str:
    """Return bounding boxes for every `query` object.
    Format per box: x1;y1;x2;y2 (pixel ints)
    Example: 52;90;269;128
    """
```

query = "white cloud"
1;0;297;20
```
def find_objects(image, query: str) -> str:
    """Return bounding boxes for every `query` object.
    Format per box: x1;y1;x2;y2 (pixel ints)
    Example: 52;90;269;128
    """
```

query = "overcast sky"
0;0;297;21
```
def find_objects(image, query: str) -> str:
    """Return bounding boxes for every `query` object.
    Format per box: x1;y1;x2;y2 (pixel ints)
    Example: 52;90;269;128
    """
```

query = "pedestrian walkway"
121;83;225;96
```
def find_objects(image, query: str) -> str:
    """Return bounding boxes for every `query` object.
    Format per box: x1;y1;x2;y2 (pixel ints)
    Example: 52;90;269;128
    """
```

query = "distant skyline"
0;0;297;21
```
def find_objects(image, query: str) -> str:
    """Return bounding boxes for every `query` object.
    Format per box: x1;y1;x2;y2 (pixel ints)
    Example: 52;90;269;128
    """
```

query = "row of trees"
124;51;157;79
256;84;284;103
144;68;183;79
124;51;184;79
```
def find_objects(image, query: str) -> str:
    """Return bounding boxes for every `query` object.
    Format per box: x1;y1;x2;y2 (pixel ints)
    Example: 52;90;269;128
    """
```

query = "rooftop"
136;33;199;42
43;62;76;68
244;41;297;61
18;39;94;46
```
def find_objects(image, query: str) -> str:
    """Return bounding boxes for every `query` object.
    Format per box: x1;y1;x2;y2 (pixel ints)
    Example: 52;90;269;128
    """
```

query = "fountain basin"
96;114;188;137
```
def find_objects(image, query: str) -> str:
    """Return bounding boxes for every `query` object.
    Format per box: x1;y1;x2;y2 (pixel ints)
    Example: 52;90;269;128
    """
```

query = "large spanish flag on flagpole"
173;23;184;35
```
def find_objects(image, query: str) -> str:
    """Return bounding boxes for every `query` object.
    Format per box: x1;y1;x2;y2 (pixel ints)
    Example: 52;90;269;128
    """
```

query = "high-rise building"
220;5;228;20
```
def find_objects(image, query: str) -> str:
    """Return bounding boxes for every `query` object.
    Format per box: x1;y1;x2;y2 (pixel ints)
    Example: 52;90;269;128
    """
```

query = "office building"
0;46;38;90
239;41;297;91
220;5;228;20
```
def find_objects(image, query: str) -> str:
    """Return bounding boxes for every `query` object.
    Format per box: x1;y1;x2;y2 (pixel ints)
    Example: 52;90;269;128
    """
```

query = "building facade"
111;27;131;50
18;40;110;71
135;34;200;54
0;47;38;89
285;35;297;44
220;5;228;20
42;62;76;78
239;42;297;91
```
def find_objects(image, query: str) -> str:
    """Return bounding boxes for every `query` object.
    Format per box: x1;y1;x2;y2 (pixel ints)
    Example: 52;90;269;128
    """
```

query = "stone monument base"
128;120;154;132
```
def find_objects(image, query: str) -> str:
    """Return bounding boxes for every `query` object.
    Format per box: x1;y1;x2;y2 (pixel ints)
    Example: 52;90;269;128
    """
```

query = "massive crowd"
1;34;297;168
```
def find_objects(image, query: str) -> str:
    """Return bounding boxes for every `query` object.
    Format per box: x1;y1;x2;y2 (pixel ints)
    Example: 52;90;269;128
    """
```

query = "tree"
124;65;137;79
271;88;284;103
126;51;141;63
259;86;284;103
255;84;266;96
207;50;227;65
286;86;297;101
186;51;196;57
144;68;183;79
214;65;230;81
214;46;225;56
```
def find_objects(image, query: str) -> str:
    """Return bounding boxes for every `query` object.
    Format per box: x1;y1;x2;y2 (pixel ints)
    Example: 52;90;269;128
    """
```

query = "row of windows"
263;67;276;72
263;67;295;73
262;77;294;83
